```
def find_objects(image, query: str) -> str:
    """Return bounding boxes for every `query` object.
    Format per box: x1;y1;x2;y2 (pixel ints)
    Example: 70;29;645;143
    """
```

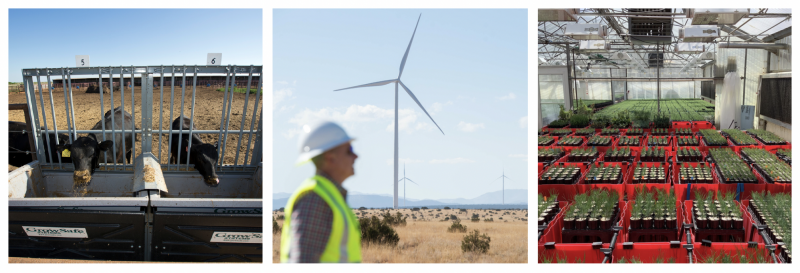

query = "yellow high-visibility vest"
280;175;362;263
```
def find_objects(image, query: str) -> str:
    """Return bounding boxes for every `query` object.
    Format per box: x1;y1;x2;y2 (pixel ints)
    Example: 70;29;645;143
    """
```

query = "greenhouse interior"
537;8;792;263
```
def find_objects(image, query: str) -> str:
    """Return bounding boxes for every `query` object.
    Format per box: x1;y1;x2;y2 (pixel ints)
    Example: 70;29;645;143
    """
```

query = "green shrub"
548;119;569;128
448;219;468;233
653;112;670;128
471;214;480;222
591;115;611;128
570;114;590;128
611;110;630;128
631;110;651;128
276;214;285;220
461;229;491;253
558;105;572;120
360;216;400;246
381;211;407;226
272;217;281;234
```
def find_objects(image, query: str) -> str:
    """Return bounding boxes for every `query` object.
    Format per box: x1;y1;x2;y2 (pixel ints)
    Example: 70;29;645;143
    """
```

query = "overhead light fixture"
687;8;749;25
564;24;608;40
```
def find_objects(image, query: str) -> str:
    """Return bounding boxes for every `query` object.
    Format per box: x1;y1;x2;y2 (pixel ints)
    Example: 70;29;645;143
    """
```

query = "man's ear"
99;141;113;151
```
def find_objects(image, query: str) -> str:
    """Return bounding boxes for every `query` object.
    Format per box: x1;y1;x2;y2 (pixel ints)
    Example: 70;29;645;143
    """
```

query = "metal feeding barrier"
20;65;263;173
10;65;263;262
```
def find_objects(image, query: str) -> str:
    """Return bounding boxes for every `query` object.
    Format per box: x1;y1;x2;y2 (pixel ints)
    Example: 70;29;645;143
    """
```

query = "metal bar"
120;66;127;167
35;70;54;164
158;66;165;164
220;65;237;167
743;49;748;107
109;68;118;170
166;66;176;170
250;109;263;166
565;45;573;110
217;66;232;168
141;69;153;154
22;65;262;76
186;66;198;171
60;69;74;143
45;70;62;166
66;70;78;142
244;70;262;166
130;65;136;169
21;78;42;162
98;67;107;166
176;65;187;171
234;66;254;167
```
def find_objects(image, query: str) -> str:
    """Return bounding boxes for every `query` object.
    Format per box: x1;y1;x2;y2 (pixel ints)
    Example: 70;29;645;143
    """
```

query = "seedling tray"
561;202;622;244
538;149;566;163
687;201;746;243
752;163;792;184
625;201;684;243
539;163;585;185
676;135;701;147
714;164;759;184
702;137;729;147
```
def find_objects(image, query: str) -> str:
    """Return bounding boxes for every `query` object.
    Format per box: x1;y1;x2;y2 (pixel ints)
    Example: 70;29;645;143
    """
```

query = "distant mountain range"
273;189;527;209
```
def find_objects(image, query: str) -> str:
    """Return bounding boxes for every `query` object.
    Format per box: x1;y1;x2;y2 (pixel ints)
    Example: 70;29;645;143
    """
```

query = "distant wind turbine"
335;14;444;209
493;168;513;204
398;164;419;207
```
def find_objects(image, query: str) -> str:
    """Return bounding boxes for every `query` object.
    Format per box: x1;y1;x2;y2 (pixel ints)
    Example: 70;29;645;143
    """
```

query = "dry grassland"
272;208;528;263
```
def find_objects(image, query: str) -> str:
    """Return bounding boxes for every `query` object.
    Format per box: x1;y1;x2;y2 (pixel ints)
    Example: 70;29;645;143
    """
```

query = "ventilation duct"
564;24;608;40
578;40;610;52
687;8;749;25
679;26;721;42
675;43;706;54
538;9;579;22
627;9;673;45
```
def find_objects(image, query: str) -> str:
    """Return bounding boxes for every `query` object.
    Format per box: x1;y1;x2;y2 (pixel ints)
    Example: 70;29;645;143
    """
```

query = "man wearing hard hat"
280;121;362;263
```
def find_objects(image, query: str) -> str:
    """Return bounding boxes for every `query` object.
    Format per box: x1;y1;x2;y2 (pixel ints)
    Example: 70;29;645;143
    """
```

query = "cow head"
57;135;113;185
190;143;220;187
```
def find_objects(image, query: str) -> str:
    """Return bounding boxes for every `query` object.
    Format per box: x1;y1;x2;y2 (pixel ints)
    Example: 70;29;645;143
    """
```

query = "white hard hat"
296;121;355;165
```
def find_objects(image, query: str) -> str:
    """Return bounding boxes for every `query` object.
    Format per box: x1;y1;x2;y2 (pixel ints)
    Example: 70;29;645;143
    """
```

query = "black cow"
56;107;138;185
170;116;219;186
8;121;73;167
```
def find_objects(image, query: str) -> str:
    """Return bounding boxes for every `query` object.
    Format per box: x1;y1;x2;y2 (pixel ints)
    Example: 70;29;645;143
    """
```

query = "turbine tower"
398;164;419;207
493;168;513;204
335;14;444;209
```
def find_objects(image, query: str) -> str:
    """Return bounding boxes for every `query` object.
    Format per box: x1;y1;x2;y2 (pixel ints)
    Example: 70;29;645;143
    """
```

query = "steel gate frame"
21;65;263;174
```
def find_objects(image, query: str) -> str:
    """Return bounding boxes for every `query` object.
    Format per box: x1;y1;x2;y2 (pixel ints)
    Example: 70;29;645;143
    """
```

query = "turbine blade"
406;178;419;185
398;80;444;135
334;79;397;91
503;175;513;182
492;175;504;182
398;14;422;79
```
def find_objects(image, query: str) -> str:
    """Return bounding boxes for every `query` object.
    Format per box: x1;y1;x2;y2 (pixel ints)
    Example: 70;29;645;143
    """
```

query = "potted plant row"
587;135;613;146
549;128;573;137
676;147;703;162
749;191;792;262
630;187;678;230
618;136;640;146
575;128;595;136
605;147;633;162
631;162;667;184
601;128;620;136
740;148;780;163
557;136;583;146
752;162;791;184
692;190;743;230
641;147;667;162
651;128;669;136
709;148;758;183
539;136;555;146
648;136;670;146
626;128;644;136
653;112;670;129
584;165;623;184
548;119;570;129
776;149;791;165
538;128;547;135
538;190;560;226
540;165;582;185
538;147;565;162
747;129;788;145
721;129;759;146
679;163;714;184
675;128;692;136
700;129;728;146
567;147;599;162
677;136;699;146
563;189;620;230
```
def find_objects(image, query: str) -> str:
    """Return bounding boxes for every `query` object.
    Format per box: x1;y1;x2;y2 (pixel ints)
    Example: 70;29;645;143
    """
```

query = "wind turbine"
335;14;444;209
398;164;419;207
492;168;513;204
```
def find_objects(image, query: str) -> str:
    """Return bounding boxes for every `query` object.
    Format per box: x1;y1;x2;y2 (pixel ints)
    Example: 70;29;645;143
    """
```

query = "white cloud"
280;104;296;112
497;93;516;100
429;158;475;164
273;88;295;109
387;158;426;166
457;121;485;132
288;104;432;134
509;154;528;162
282;128;301;140
519;116;528;128
276;80;289;85
431;101;453;115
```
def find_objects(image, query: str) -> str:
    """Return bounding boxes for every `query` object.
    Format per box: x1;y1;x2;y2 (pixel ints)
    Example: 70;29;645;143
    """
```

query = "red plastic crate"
692;121;715;132
538;162;589;202
618;200;685;243
683;200;761;244
672;161;719;201
611;242;691;263
690;242;773;263
577;162;630;202
672;121;692;130
644;135;675;151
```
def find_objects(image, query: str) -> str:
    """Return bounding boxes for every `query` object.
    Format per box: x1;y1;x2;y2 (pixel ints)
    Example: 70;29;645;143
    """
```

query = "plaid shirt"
287;175;348;263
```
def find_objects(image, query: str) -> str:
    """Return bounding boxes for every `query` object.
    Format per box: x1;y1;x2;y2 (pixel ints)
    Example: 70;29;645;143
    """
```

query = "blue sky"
8;9;262;82
273;9;528;202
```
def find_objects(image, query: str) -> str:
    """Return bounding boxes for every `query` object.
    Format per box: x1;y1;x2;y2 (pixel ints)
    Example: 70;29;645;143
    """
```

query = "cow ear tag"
62;149;71;157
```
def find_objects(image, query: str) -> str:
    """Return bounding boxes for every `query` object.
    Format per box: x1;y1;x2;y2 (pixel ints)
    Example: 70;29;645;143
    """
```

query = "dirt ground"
272;208;528;263
8;87;263;165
